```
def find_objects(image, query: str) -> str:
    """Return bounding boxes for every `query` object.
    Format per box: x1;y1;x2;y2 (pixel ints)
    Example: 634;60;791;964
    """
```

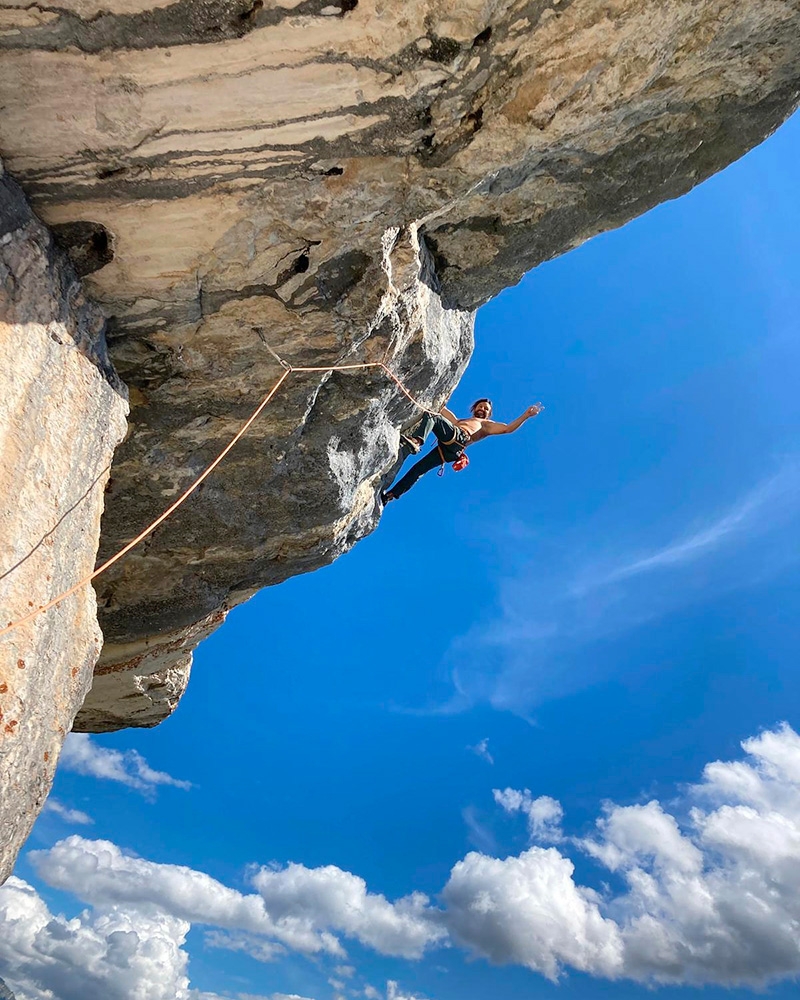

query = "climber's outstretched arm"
482;403;544;435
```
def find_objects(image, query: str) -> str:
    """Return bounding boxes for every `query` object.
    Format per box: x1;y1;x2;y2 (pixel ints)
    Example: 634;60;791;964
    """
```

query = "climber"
381;397;544;504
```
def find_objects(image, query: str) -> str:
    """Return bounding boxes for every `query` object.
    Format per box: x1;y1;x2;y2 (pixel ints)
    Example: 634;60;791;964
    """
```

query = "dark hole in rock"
472;26;492;47
51;221;115;277
96;164;126;179
323;166;344;175
340;0;358;12
239;0;262;21
466;107;484;132
293;251;310;274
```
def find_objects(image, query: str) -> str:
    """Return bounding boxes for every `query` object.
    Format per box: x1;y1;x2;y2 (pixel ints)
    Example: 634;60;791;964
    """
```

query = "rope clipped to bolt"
0;346;432;639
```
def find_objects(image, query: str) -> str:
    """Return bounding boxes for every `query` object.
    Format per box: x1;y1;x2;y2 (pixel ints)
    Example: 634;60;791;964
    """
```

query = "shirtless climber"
381;397;544;503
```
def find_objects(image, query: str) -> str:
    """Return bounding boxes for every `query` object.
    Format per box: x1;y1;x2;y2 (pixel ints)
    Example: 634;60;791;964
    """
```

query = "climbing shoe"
400;434;423;454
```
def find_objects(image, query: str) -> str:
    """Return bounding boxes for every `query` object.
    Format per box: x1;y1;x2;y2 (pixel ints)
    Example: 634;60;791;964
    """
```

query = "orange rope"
0;355;432;638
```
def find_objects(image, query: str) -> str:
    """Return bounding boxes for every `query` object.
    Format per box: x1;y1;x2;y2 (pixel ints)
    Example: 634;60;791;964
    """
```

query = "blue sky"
2;112;800;1000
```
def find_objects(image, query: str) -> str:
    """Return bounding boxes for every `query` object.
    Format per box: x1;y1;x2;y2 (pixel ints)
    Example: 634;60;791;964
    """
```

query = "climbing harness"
0;347;433;639
436;425;470;477
436;444;469;477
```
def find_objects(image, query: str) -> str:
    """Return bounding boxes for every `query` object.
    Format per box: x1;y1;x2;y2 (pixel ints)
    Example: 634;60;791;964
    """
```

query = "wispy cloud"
462;805;497;854
42;799;93;826
467;738;494;764
593;465;798;586
440;460;800;715
59;733;192;797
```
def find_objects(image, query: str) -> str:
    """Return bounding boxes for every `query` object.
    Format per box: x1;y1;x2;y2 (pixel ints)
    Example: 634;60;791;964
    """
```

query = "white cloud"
9;726;800;994
203;929;285;963
447;723;800;986
267;995;317;1000
59;734;191;796
29;837;346;958
493;789;563;843
251;862;445;958
600;464;800;584
386;983;426;1000
467;738;493;764
233;994;316;1000
15;834;443;971
443;847;622;980
42;798;93;826
0;875;192;1000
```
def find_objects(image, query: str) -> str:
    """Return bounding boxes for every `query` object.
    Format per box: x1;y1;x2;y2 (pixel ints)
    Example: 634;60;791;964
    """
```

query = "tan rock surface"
0;0;797;734
0;169;128;882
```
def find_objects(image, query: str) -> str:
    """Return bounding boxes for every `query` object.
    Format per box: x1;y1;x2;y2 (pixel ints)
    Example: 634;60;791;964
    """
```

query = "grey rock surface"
0;0;797;733
0;170;128;882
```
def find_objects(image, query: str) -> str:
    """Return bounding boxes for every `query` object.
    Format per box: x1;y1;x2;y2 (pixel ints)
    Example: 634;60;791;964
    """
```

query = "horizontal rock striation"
0;169;128;882
0;0;798;733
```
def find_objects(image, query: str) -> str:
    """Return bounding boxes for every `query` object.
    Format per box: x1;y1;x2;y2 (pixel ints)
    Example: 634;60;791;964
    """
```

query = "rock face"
0;170;128;883
0;0;798;738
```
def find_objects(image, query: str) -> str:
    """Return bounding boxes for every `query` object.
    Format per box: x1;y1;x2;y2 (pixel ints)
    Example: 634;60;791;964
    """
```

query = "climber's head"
470;398;492;419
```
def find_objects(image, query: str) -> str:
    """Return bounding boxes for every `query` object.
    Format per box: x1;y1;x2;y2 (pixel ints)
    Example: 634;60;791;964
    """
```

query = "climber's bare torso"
443;400;543;445
453;416;495;444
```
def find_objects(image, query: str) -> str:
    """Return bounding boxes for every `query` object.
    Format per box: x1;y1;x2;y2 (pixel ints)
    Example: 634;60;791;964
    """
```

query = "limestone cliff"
0;0;798;873
0;170;128;883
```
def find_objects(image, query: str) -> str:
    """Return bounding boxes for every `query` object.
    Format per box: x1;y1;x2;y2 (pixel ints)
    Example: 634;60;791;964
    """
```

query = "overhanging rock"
0;0;797;737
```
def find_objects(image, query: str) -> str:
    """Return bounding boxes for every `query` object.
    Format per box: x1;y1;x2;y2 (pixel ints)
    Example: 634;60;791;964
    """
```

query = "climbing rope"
0;350;433;639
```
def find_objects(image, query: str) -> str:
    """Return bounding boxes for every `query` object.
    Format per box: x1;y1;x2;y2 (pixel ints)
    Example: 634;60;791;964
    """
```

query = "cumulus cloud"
7;726;800;995
0;875;193;1000
493;789;563;843
30;837;363;958
15;834;443;969
59;734;191;796
447;723;800;986
251;862;445;958
2;837;442;998
443;847;622;980
42;798;93;826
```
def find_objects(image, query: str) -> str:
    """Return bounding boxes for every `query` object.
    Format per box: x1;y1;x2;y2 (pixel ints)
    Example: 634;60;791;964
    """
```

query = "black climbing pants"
388;412;468;499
